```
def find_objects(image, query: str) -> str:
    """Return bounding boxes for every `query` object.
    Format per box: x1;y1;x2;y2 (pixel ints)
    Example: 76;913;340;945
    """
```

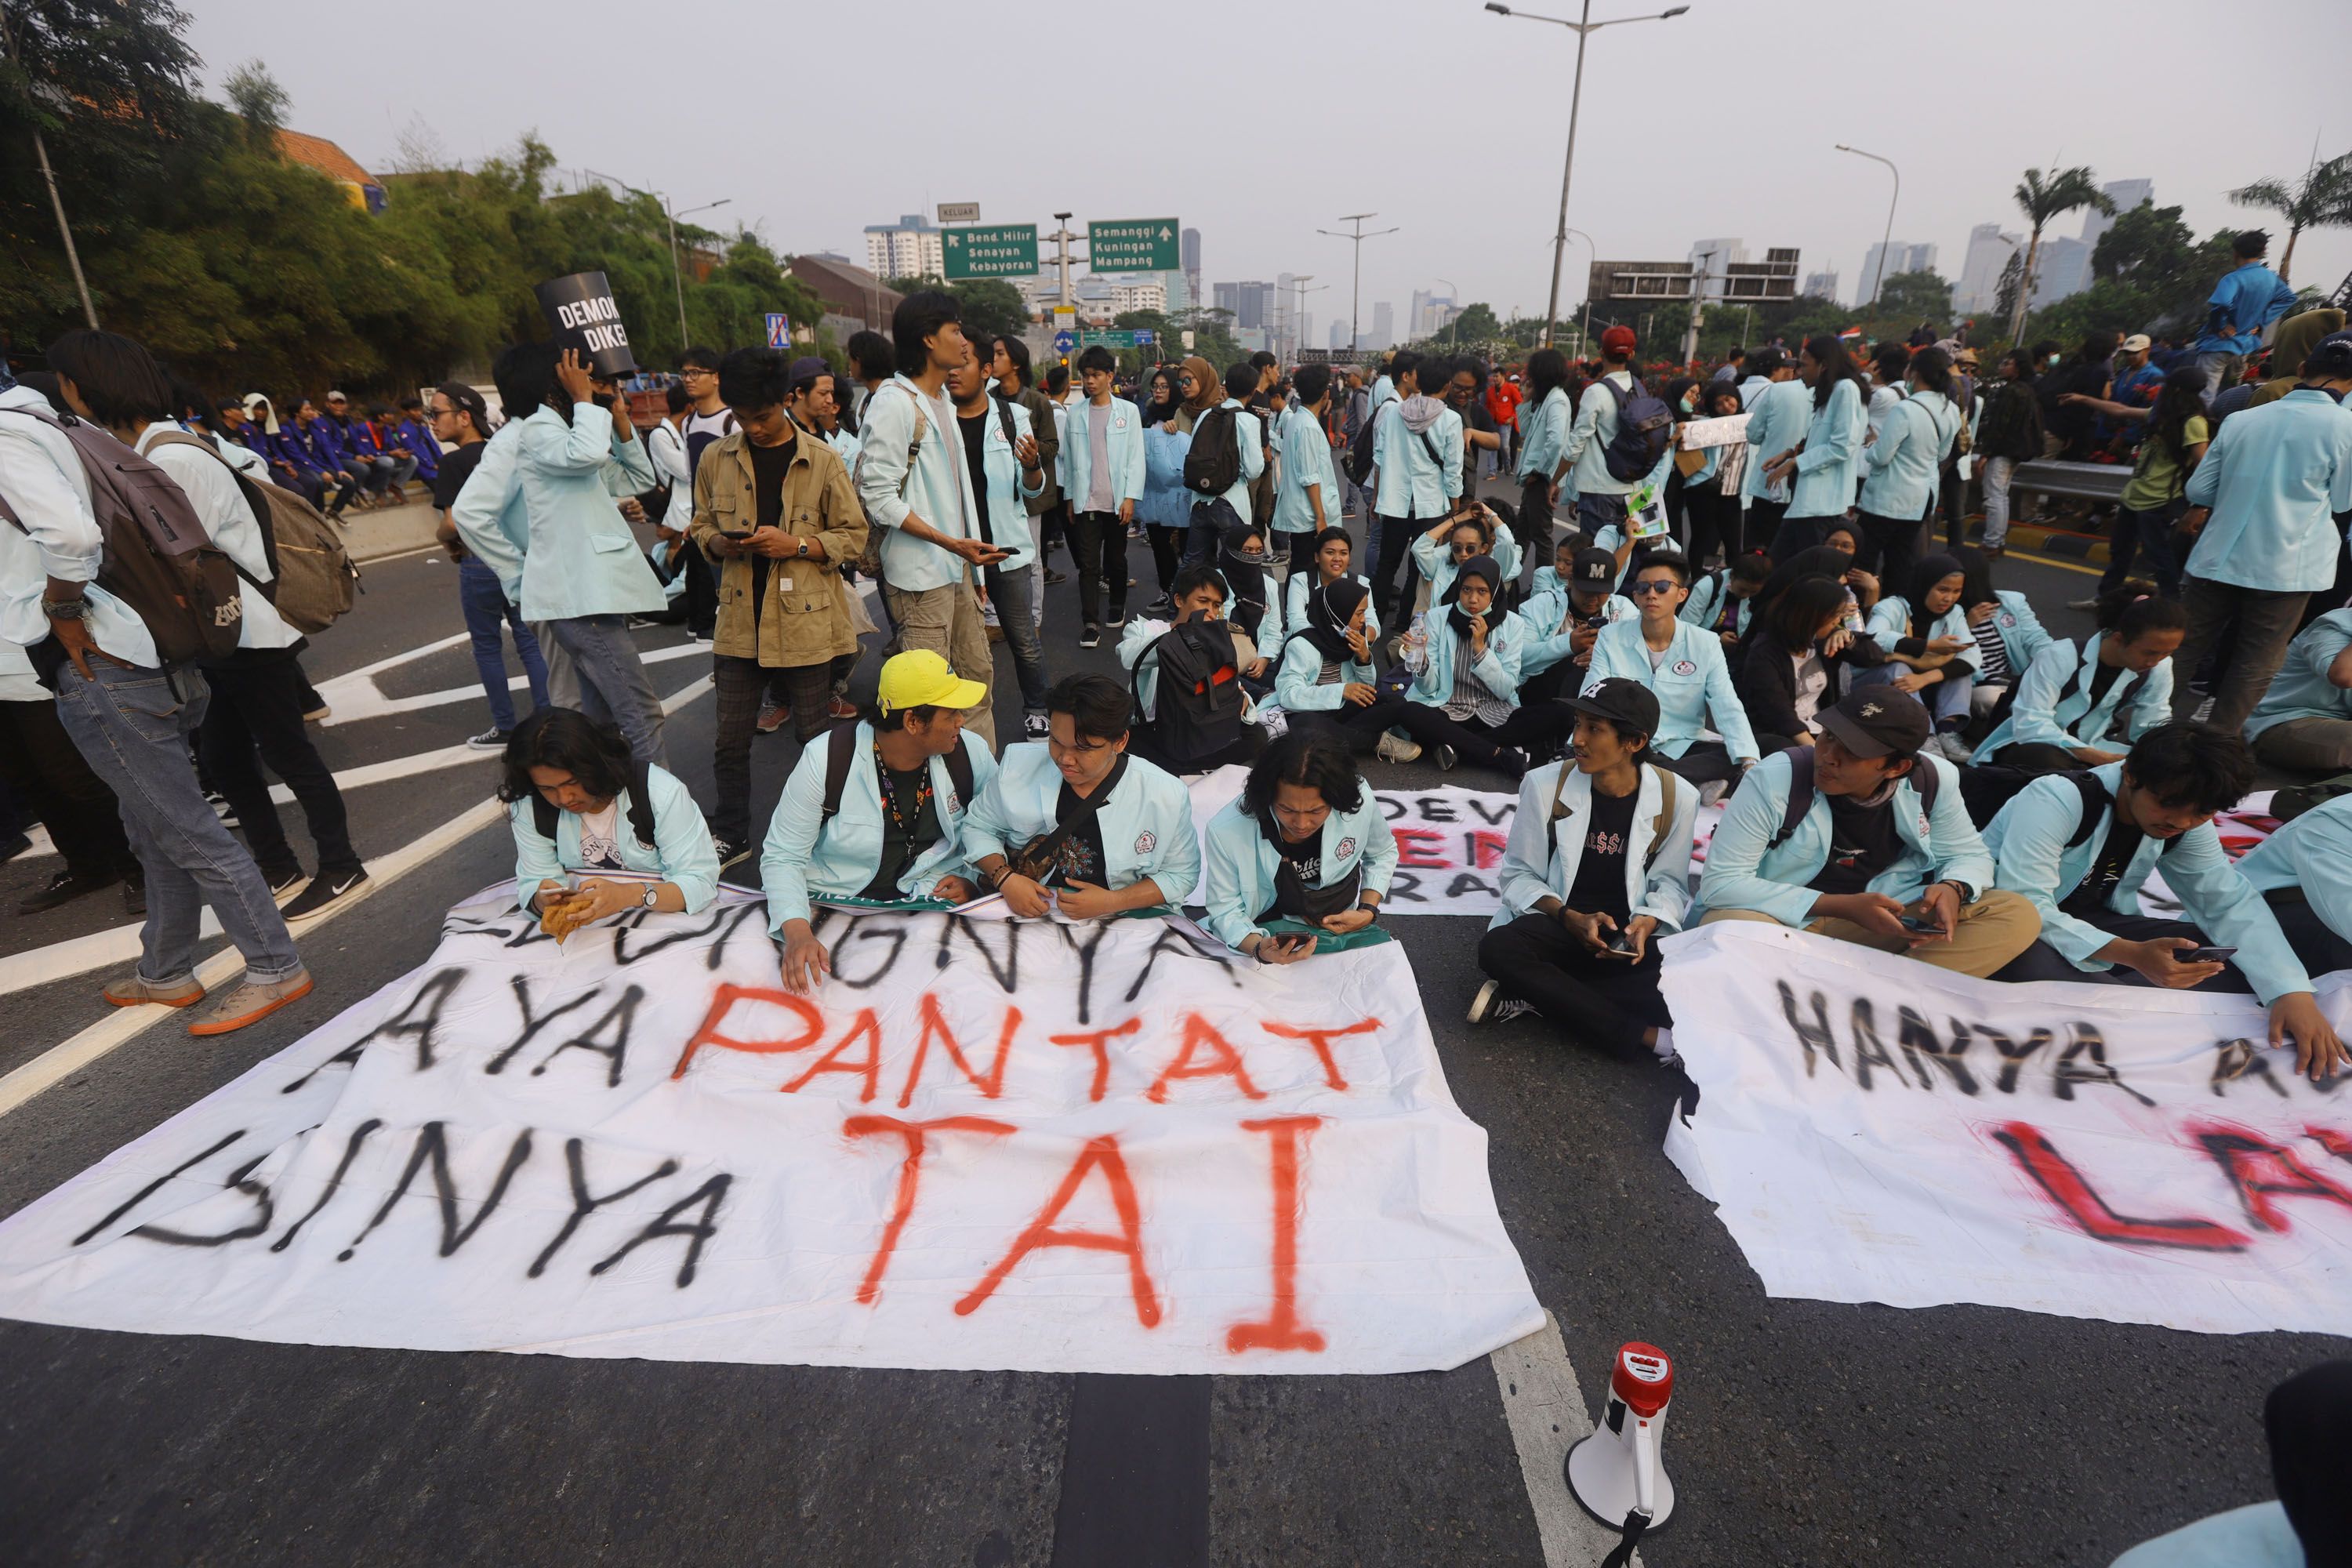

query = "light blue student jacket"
1865;594;1981;673
1516;386;1573;481
1582;618;1758;764
1404;612;1527;709
1694;750;1990;927
1272;571;1381;647
1973;633;2173;760
1272;402;1337;534
1562;369;1639;497
962;743;1203;905
1138;423;1193;530
1409;522;1523;604
1786;378;1866;519
855;375;984;593
1859;390;1958;519
2248;608;2352;742
1978;590;2054;675
507;764;719;916
758;724;999;932
1272;633;1377;713
1494;760;1697;932
1739;379;1809;504
2180;387;2352;593
1983;762;2308;1003
970;397;1046;572
1679;571;1754;639
1197;398;1267;526
1371;399;1465;518
453;402;669;620
2238;792;2352;953
1060;394;1147;516
1198;794;1399;951
1518;589;1635;678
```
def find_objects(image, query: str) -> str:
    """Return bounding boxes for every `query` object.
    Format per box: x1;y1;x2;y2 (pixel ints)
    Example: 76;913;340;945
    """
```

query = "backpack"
0;408;242;662
1980;644;2151;750
1182;405;1246;497
1136;618;1243;764
1766;745;1940;851
530;758;656;847
1345;400;1381;485
147;430;358;635
817;720;976;823
1548;762;1679;873
1596;376;1674;483
2063;770;2179;855
850;385;929;579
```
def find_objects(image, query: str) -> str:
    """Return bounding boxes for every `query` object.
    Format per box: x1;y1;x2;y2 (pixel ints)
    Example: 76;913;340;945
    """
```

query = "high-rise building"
2082;179;2152;251
1181;227;1202;308
1329;320;1348;350
1370;301;1394;349
864;214;945;281
2031;237;2092;310
1955;223;2021;314
1690;237;1747;274
1802;269;1840;302
1109;281;1167;314
1213;280;1275;331
1855;241;1937;304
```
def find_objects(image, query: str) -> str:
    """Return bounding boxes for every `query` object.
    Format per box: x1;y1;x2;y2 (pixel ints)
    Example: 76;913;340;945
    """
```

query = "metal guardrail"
2010;459;2131;505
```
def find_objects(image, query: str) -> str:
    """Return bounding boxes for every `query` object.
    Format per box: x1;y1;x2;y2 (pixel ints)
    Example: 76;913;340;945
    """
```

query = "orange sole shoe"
102;982;205;1010
188;976;314;1037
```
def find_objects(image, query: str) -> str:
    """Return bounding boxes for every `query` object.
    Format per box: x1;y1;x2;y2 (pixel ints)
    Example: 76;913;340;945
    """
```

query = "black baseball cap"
1818;688;1931;759
1566;677;1660;741
1571;547;1618;589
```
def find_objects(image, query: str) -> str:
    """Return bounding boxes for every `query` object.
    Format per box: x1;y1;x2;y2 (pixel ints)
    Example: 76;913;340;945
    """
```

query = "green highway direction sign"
1087;217;1181;274
1076;329;1158;348
942;223;1038;280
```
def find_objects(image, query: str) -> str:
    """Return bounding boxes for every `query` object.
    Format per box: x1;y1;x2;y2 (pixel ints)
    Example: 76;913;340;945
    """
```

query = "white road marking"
314;641;706;726
1491;1312;1643;1567
9;825;57;861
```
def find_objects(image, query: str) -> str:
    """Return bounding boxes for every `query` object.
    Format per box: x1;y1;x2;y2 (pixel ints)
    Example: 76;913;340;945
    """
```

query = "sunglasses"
1629;580;1680;596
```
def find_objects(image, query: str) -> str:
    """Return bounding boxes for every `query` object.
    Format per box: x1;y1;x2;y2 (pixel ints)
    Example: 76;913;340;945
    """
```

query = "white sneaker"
1467;979;1504;1023
1696;779;1730;809
1376;730;1423;764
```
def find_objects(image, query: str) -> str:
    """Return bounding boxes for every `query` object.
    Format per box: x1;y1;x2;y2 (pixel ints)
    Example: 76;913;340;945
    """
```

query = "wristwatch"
42;597;91;622
641;884;661;909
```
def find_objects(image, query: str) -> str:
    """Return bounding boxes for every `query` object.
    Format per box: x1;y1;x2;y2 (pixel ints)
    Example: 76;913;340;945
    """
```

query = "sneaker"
1494;746;1531;776
206;791;239;829
1931;731;1973;762
1108;604;1129;629
188;968;314;1036
1144;594;1173;618
1043;568;1068;586
712;835;753;869
281;867;368;920
827;695;858;720
1375;730;1423;764
1466;979;1504;1024
756;700;790;735
2066;595;2100;612
1435;743;1459;771
103;973;207;1009
266;866;304;899
17;866;123;915
1023;711;1051;739
1080;624;1102;648
302;700;331;723
466;727;512;751
1696;779;1730;810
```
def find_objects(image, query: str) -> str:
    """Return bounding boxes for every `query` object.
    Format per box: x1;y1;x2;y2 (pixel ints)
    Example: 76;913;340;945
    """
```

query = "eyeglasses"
680;367;713;378
1629;580;1680;596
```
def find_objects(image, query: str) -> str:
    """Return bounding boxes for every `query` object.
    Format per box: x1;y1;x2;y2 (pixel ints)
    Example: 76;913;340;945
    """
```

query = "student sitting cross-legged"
1694;688;2042;975
1582;550;1759;789
964;673;1202;920
1272;575;1389;751
1357;554;1568;776
1199;728;1398;964
1271;526;1382;648
1513;544;1635;705
1469;679;1698;1064
1984;723;2347;1081
1969;583;2182;775
1119;563;1268;775
1855;554;1980;761
502;708;720;937
760;650;998;993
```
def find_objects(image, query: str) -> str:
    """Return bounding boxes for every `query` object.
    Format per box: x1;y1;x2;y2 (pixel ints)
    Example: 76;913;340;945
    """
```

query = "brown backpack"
0;408;242;662
146;430;359;634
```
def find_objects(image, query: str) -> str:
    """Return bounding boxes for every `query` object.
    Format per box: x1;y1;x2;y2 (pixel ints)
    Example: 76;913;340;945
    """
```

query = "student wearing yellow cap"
761;650;999;992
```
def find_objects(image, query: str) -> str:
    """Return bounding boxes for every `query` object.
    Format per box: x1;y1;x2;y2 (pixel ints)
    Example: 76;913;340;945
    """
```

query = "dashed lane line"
1492;1312;1645;1567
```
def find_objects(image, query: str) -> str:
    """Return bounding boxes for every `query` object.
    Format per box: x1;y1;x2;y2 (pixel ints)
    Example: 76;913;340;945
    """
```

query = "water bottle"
1401;612;1430;676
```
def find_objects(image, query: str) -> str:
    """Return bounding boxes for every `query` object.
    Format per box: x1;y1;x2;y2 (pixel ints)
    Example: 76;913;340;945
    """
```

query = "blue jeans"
1184;498;1242;567
2098;501;2183;597
49;660;302;985
550;614;670;769
458;558;550;732
983;562;1050;715
1852;661;1974;728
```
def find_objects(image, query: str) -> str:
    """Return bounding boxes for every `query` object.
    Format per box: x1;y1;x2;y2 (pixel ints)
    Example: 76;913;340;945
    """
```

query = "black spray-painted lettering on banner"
1386;870;1425;906
532;985;642;1087
1897;1008;1981;1095
337;1123;535;1261
530;1138;681;1278
282;967;468;1093
823;911;910;990
1464;797;1513;826
612;903;753;967
1977;1025;2053;1094
1846;999;1906;1091
1778;986;2151;1102
938;916;1021;994
590;1174;731;1288
72;1131;247;1245
131;1153;275;1247
269;1119;385;1252
2054;1024;2156;1107
1417;798;1457;824
1446;873;1500;901
486;975;602;1076
2212;1038;2290;1098
1777;984;1842;1077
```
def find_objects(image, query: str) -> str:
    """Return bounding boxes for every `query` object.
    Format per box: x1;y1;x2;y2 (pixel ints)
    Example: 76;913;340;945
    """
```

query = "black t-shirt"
2063;811;2146;914
1564;786;1639;923
1263;824;1324;922
859;758;942;900
1050;779;1109;886
745;433;797;622
957;411;996;546
430;441;486;514
2082;659;2125;736
1808;792;1905;896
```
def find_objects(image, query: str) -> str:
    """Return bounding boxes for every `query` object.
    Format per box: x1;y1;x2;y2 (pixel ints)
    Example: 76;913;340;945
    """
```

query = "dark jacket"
1737;622;1883;742
1006;382;1061;514
1975;379;2045;462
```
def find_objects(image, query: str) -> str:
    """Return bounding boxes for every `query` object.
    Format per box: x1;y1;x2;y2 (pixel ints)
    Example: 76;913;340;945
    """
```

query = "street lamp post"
1317;212;1399;353
668;198;733;350
1486;1;1690;348
1836;144;1900;310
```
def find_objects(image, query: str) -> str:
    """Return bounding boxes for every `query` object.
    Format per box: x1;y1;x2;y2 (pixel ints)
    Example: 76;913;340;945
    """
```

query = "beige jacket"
689;428;869;667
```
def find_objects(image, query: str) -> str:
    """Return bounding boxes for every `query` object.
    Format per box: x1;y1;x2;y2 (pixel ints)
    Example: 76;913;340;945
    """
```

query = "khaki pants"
1700;888;2041;979
880;578;996;753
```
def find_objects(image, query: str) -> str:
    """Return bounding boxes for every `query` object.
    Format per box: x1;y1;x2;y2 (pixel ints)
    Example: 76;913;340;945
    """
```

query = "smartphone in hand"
2177;946;2238;964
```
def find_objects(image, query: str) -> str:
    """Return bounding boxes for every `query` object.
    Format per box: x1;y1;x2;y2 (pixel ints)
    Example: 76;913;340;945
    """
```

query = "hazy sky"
187;0;2352;335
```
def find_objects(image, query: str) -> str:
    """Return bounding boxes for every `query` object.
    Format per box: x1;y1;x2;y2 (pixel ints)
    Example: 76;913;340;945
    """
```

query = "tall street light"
1836;144;1900;310
1486;1;1690;348
1318;212;1399;353
669;198;734;349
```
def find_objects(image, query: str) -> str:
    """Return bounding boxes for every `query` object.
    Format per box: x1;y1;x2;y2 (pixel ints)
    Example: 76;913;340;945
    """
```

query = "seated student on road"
1969;583;2183;774
1951;545;2053;717
1119;564;1265;774
1526;527;1593;604
2239;792;2352;980
1273;575;1386;749
760;650;997;993
1210;518;1281;667
1855;554;1979;760
1199;728;1397;964
1735;575;1882;754
501;708;720;935
1679;550;1770;648
1470;677;1697;1064
1360;555;1563;776
1583;551;1759;788
965;673;1202;920
1695;688;2042;977
2245;608;2352;773
1409;503;1523;615
1984;724;2347;1082
1518;545;1638;705
1272;527;1381;648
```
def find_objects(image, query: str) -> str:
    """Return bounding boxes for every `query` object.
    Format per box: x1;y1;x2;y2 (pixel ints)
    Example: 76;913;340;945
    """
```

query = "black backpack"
817;720;975;822
531;760;657;848
1345;406;1381;485
1182;405;1246;496
1596;375;1674;483
1136;619;1243;764
2063;770;2179;855
1766;745;1940;851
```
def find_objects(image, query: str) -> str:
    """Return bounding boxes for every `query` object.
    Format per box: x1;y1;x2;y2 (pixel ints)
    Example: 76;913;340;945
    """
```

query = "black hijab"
1144;369;1180;424
1443;554;1503;641
1291;575;1370;662
1218;522;1273;638
1903;554;1965;635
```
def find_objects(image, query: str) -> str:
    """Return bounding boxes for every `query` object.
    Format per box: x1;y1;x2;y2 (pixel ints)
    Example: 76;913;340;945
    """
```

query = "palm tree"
2005;166;2117;347
2228;151;2352;283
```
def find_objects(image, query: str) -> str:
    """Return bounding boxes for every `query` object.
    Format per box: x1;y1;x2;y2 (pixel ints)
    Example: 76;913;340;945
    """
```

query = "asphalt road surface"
1;502;2338;1568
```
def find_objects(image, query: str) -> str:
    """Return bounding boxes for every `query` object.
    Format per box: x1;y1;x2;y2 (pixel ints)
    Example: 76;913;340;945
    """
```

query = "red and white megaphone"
1565;1341;1675;1563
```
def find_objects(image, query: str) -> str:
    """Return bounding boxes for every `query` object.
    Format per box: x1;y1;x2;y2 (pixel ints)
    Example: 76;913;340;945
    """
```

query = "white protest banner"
1677;411;1751;450
0;895;1542;1374
1186;768;1522;917
1660;920;2352;1336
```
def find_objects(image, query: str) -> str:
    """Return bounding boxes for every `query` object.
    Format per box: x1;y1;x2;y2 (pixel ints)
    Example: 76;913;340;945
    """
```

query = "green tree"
884;274;1032;340
2227;151;2352;282
1873;270;1953;324
1433;302;1502;348
2008;165;2118;347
